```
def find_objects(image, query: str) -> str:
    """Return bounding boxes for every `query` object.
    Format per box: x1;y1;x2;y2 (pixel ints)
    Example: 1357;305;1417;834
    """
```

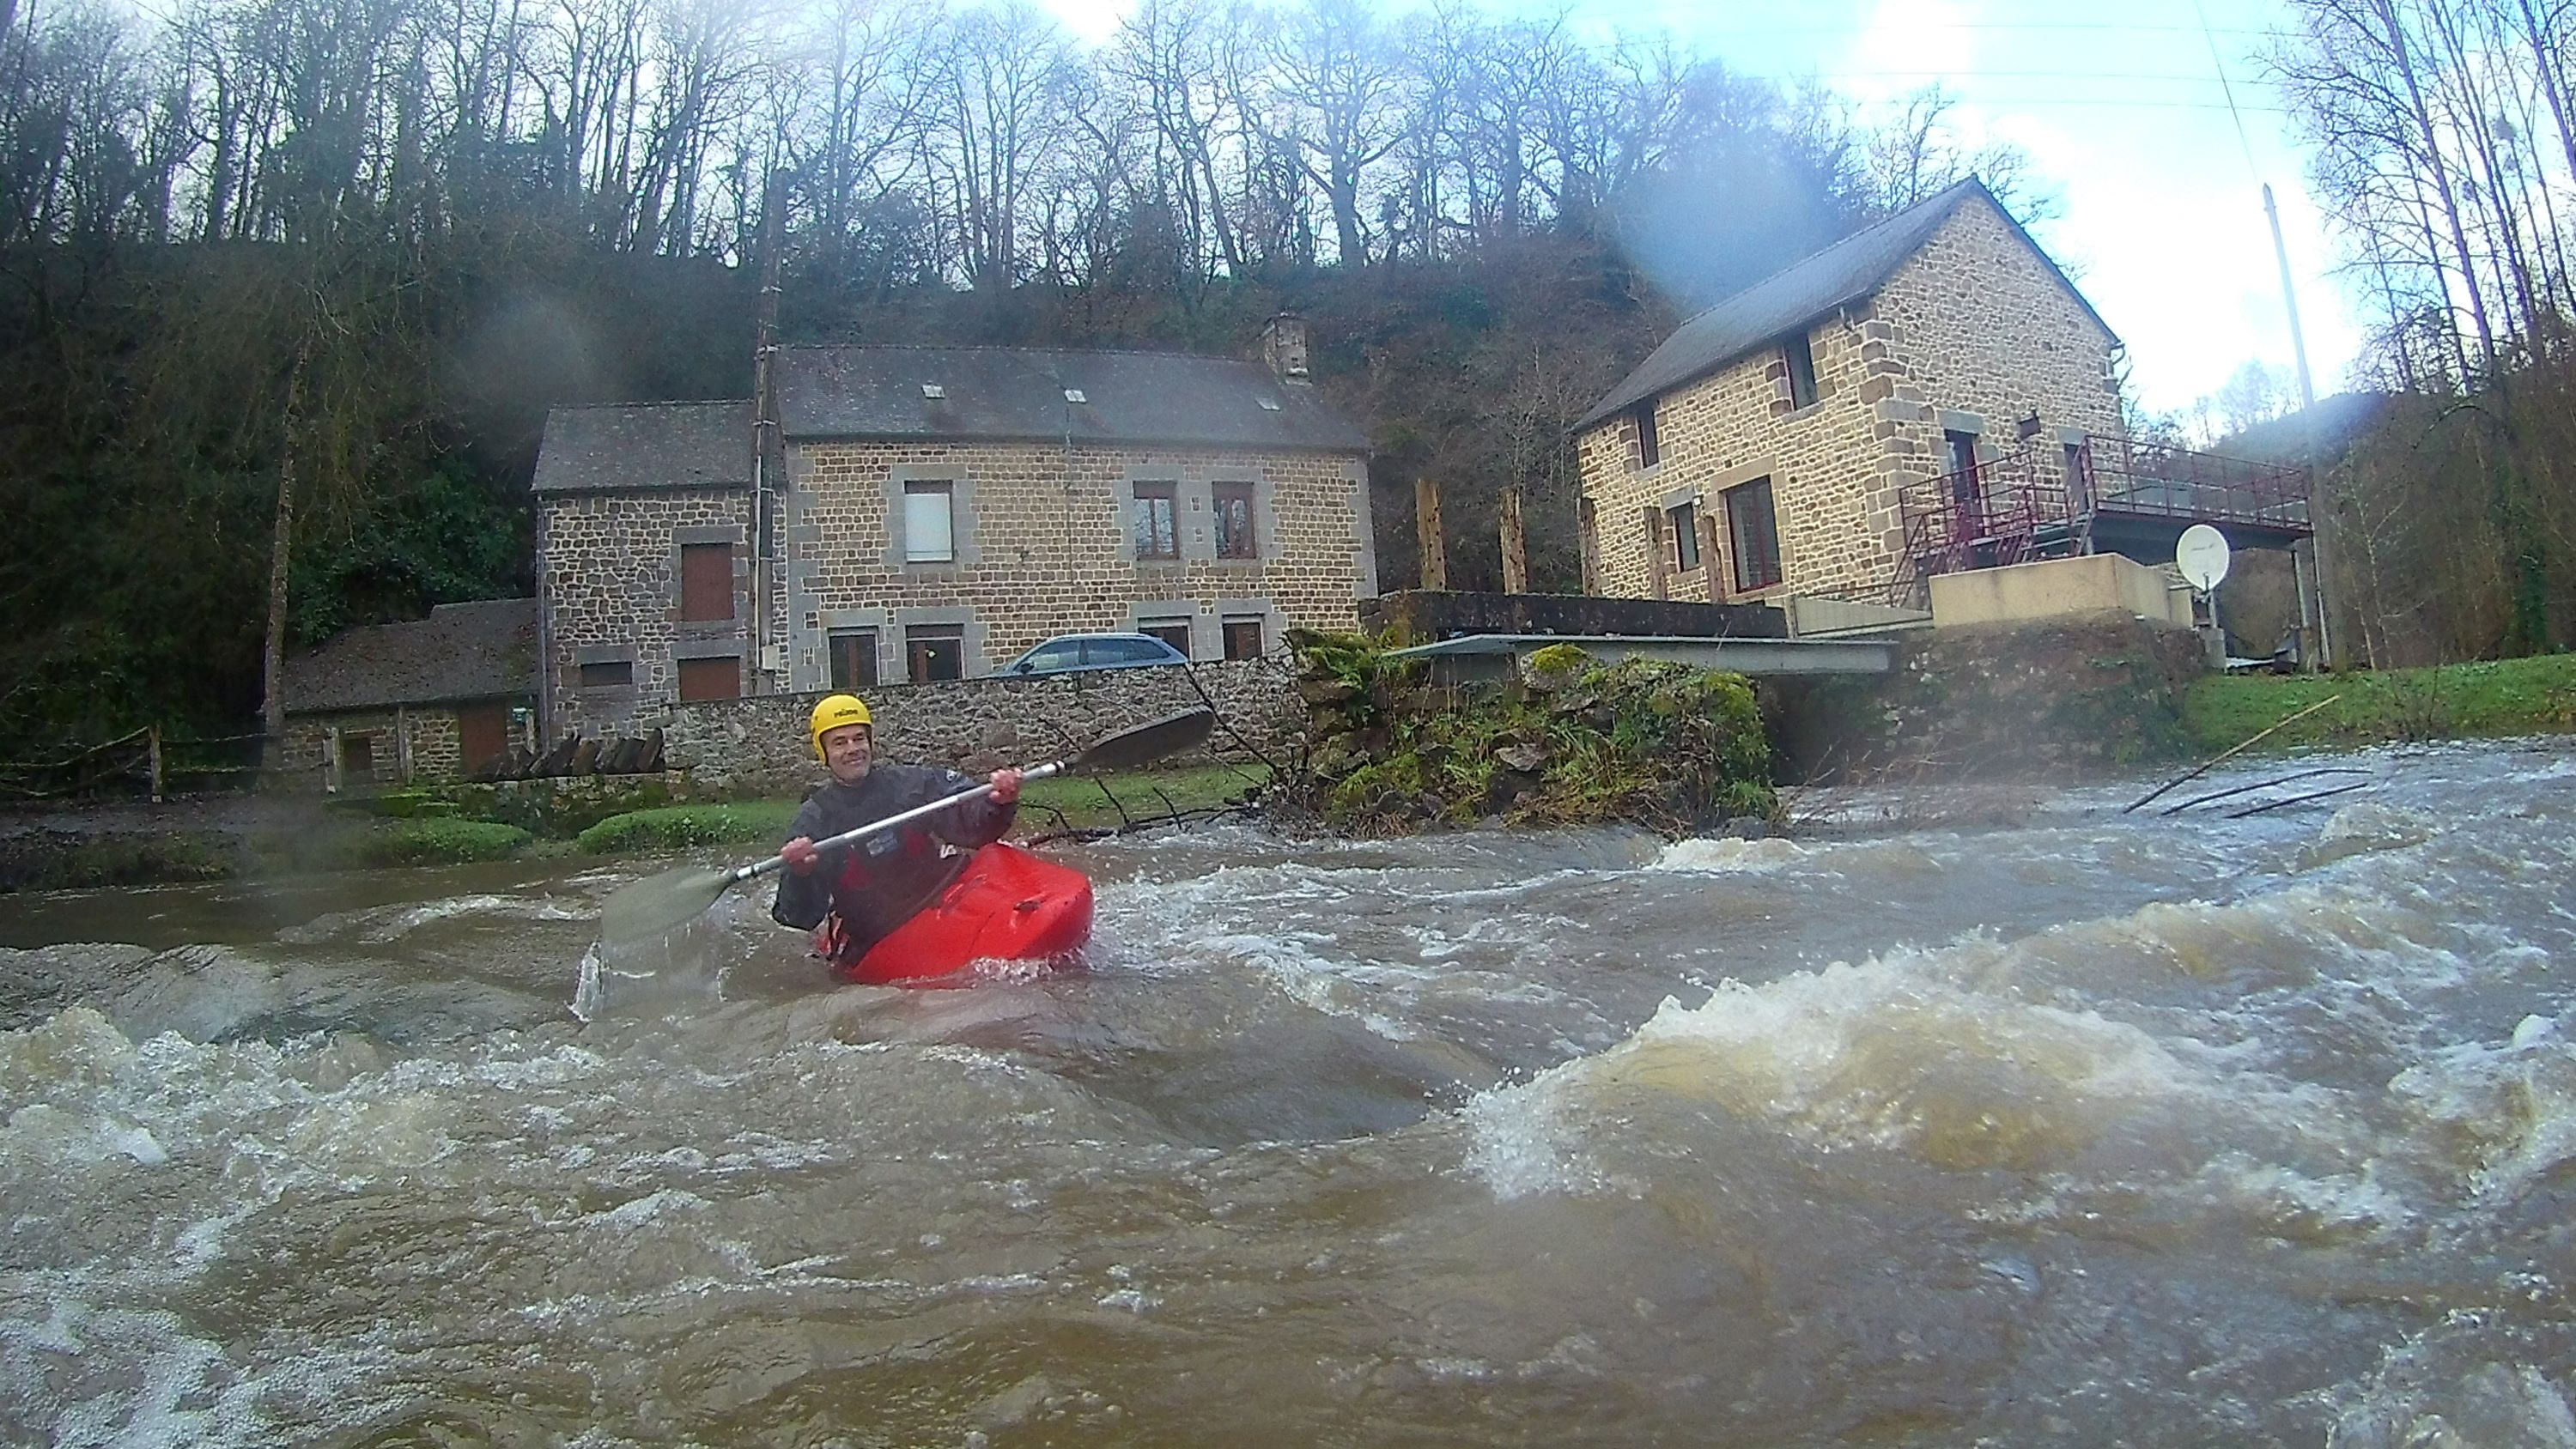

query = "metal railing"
1893;433;2310;599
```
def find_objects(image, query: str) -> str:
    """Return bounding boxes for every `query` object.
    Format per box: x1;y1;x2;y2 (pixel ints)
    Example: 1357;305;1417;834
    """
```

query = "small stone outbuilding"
277;598;538;789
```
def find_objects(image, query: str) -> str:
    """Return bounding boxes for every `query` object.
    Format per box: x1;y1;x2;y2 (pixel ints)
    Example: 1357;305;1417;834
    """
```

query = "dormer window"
1631;399;1661;469
920;383;945;399
1783;331;1818;409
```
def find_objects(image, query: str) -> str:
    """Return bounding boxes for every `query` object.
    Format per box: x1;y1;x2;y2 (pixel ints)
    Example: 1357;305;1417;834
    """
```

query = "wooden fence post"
149;725;163;803
1498;487;1528;594
1415;477;1448;591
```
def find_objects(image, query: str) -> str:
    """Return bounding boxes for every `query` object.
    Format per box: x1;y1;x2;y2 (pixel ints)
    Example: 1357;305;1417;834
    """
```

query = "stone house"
534;318;1375;737
277;598;538;789
1573;178;2311;618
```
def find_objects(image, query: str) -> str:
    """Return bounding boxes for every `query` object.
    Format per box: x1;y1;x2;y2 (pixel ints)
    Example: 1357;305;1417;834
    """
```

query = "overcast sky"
1032;0;2360;420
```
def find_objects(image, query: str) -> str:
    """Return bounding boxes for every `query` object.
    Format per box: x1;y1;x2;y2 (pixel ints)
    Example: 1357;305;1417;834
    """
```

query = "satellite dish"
2175;524;2232;592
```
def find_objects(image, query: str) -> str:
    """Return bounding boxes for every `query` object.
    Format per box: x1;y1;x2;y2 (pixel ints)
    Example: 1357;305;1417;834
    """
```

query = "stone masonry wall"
1579;193;2123;603
653;658;1298;795
539;486;755;737
783;440;1371;688
276;708;467;791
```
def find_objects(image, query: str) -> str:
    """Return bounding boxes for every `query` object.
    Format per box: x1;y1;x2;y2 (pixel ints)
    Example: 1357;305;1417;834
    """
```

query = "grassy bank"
2183;654;2576;753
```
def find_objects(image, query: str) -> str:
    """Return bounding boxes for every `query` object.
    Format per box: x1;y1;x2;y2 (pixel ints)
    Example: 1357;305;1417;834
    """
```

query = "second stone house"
534;318;1376;737
1573;176;2321;642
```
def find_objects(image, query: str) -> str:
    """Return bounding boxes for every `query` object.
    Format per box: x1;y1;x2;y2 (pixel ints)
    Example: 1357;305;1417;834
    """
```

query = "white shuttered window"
904;481;955;563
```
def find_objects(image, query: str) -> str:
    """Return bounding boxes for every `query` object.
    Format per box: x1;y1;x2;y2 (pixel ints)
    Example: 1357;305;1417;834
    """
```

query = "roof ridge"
1670;176;1985;331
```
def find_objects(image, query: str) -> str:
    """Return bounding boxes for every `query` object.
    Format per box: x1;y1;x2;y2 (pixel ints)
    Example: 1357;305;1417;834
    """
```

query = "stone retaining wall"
653;658;1297;793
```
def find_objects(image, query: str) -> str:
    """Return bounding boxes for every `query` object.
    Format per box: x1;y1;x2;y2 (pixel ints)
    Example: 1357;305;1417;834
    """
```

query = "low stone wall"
1362;589;1789;640
653;658;1297;794
1766;613;2208;781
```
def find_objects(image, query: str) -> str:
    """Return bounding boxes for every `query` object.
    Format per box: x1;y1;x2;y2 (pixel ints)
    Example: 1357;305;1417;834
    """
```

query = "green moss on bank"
1284;634;1775;834
352;819;533;866
2184;654;2576;753
575;803;799;853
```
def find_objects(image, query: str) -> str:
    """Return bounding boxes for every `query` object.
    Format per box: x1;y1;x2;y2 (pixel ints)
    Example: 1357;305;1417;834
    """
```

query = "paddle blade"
1070;707;1215;774
599;863;737;949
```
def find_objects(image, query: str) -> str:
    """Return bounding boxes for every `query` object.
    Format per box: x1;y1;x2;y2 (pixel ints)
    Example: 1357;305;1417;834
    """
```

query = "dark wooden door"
457;702;510;773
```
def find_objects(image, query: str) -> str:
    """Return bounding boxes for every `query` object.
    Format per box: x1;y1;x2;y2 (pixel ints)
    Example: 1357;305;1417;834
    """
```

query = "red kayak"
838;842;1095;987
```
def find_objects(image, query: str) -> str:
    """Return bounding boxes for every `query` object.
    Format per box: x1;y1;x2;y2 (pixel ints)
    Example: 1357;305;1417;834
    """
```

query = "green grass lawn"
2183;654;2576;754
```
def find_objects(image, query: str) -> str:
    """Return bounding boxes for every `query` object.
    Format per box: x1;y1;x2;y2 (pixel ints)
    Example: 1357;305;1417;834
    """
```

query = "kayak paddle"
597;706;1217;949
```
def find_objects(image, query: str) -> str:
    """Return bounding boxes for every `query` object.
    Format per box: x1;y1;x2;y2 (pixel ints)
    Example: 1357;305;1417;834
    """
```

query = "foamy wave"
1462;895;2406;1198
276;893;589;945
2387;1017;2576;1203
1651;837;1808;875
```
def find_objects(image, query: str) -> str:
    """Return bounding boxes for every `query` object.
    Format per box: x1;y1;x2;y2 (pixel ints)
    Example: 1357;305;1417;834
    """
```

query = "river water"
4;738;2575;1446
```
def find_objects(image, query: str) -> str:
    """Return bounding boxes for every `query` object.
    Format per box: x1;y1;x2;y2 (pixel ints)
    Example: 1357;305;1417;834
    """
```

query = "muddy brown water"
4;739;2575;1446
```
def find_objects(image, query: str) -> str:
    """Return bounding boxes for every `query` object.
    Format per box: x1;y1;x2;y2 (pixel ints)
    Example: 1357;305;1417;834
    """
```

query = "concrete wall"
1929;553;2191;631
1577;192;2123;603
653;658;1297;794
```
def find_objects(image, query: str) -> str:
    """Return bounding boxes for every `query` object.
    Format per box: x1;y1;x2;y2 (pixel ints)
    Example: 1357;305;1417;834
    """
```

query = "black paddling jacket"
769;764;1018;961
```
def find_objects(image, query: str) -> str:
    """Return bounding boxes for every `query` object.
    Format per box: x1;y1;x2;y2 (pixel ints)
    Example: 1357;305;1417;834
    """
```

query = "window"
904;480;955;563
677;656;739;700
680;543;732;621
1015;639;1079;671
1223;616;1264;660
1726;477;1783;592
1631;399;1661;469
339;732;375;778
578;660;632;688
1783;331;1819;409
1139;620;1193;656
827;629;878;690
1668;500;1701;573
1133;481;1179;560
907;623;963;682
1086;637;1170;665
1213;482;1257;559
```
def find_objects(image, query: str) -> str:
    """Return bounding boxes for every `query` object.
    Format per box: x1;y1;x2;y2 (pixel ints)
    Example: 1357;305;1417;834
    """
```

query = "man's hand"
989;767;1022;804
781;835;819;875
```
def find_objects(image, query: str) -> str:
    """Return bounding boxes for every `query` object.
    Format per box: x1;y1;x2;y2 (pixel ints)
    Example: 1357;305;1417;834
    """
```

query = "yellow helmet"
809;694;873;760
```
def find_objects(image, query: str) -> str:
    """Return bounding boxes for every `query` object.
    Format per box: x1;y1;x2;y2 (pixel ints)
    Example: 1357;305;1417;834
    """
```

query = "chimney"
1261;312;1310;385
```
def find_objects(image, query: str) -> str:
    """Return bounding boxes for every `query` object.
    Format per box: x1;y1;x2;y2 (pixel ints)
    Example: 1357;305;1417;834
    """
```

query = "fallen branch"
2227;779;2374;817
2159;766;2370;816
2123;693;2344;814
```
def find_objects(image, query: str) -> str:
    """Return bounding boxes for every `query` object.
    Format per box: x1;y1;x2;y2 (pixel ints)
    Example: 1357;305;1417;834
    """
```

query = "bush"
575;803;798;854
358;819;532;866
1288;634;1776;834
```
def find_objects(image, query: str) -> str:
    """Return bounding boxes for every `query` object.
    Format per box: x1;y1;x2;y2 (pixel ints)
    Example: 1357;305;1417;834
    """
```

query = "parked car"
1003;632;1189;676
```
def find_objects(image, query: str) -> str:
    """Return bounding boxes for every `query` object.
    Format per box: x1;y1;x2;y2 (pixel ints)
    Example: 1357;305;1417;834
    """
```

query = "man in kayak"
773;693;1023;973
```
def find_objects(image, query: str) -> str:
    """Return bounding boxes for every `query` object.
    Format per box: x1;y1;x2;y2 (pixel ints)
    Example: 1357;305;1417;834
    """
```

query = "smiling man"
771;694;1023;973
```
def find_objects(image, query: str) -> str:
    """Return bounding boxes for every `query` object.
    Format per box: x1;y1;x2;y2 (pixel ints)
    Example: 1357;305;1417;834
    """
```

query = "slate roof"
531;400;752;495
1576;179;2117;431
283;598;538;713
775;346;1370;453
